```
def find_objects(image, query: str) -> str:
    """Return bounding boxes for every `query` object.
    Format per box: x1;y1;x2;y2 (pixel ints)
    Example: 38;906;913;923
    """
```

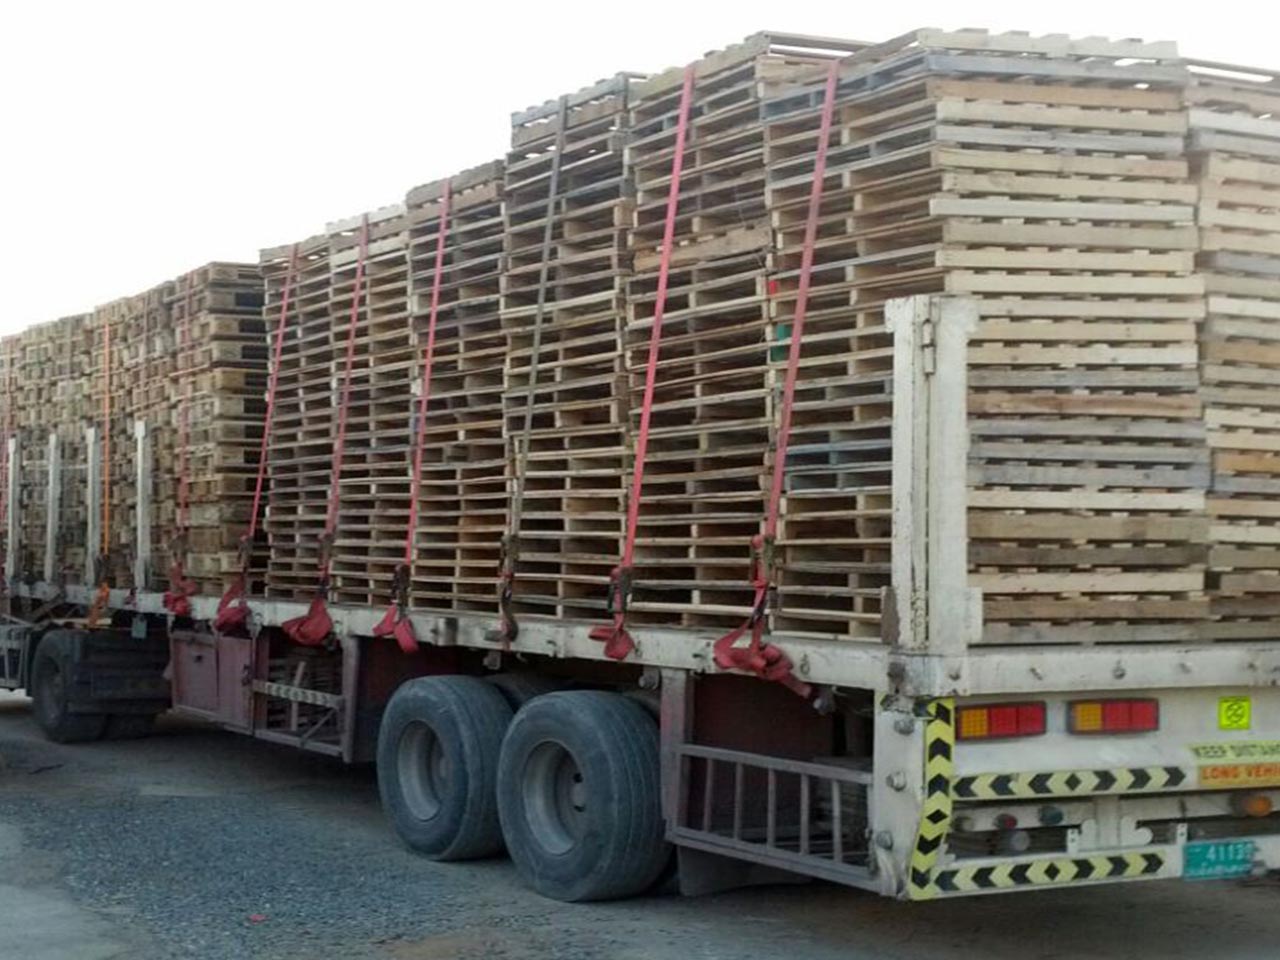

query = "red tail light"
1068;698;1159;735
957;702;1046;741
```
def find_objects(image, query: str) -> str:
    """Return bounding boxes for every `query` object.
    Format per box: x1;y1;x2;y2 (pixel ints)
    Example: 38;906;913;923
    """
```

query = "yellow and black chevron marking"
932;852;1165;895
908;698;955;900
952;766;1188;801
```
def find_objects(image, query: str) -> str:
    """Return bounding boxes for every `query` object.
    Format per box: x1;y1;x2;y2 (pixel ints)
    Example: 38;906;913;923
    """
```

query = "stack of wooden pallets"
11;315;92;583
623;33;862;631
76;266;266;594
5;26;1276;657
1186;61;1280;633
264;234;332;600
89;294;143;587
763;30;1208;645
405;162;508;614
2;334;30;577
14;323;53;580
327;205;409;605
165;263;267;594
501;75;642;620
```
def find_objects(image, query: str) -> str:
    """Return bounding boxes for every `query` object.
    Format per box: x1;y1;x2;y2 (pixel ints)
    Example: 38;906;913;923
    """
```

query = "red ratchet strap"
712;61;839;699
375;182;452;654
214;245;301;633
589;64;695;661
283;216;370;646
164;273;198;616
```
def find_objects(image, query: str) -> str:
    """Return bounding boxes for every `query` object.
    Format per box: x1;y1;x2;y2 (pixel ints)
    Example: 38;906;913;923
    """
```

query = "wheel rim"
37;658;63;726
397;721;449;821
522;740;587;856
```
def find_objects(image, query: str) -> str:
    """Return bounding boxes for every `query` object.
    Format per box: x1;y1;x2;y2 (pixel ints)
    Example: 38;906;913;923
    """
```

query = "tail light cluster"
957;703;1046;740
1068;698;1159;735
956;698;1160;741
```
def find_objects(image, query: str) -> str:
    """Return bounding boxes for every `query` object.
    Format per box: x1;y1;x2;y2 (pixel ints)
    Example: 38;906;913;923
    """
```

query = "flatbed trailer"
3;28;1280;904
3;295;1279;900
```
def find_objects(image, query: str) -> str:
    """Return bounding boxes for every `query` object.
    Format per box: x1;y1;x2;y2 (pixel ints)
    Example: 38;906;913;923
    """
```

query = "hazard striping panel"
952;766;1188;800
908;699;956;900
933;852;1165;894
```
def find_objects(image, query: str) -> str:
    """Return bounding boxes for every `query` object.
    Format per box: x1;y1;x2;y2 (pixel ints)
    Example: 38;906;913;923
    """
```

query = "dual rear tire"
30;631;162;743
376;676;511;861
31;633;106;743
376;676;669;901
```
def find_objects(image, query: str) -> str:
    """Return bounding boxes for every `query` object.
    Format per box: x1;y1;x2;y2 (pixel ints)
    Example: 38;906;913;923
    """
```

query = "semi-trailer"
2;28;1280;902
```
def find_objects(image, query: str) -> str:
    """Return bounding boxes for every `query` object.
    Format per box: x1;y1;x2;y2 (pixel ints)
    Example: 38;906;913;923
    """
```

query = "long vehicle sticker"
1197;763;1280;789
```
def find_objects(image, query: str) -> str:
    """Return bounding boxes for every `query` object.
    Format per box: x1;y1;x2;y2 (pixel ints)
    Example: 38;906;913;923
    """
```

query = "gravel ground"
1;691;1278;960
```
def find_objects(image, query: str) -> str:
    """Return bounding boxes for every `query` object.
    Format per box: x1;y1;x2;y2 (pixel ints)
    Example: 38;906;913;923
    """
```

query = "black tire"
103;713;157;740
497;690;669;902
376;675;513;861
485;672;564;710
30;631;106;744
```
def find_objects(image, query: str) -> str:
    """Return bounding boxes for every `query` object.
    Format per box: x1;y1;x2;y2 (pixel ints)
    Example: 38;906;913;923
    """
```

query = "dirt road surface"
0;690;1275;960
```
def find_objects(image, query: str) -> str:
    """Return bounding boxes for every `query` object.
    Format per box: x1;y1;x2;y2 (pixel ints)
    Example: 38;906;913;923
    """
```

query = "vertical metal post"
44;432;60;583
928;298;980;654
886;297;929;651
885;295;979;655
85;425;100;585
134;419;151;590
4;435;18;584
658;668;693;831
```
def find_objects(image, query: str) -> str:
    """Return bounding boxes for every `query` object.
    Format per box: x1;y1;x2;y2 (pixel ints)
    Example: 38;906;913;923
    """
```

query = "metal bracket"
43;432;60;584
134;419;151;589
84;425;101;586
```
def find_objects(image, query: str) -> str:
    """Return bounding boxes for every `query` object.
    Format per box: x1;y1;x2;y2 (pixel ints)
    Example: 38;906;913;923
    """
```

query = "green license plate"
1184;840;1256;880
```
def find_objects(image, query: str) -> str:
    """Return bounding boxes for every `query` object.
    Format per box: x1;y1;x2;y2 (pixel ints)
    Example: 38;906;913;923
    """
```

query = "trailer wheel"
30;631;106;743
377;675;512;860
485;672;564;710
103;713;157;740
497;690;669;902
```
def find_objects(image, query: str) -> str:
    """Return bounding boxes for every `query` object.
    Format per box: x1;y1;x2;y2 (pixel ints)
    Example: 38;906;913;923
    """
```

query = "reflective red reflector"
1069;698;1160;735
957;702;1046;741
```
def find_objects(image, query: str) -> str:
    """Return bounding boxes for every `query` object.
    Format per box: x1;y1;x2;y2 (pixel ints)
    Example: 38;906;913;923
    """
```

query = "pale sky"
2;0;1274;331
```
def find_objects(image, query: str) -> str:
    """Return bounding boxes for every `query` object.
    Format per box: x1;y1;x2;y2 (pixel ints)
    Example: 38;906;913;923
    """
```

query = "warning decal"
908;698;956;900
1218;696;1251;732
